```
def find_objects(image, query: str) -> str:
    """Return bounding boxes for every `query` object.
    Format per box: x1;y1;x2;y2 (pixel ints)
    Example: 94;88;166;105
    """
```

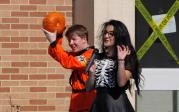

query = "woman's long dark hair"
100;19;142;94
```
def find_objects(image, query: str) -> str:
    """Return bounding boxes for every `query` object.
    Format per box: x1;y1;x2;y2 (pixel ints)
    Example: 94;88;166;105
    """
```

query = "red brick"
11;87;29;92
11;0;28;4
48;74;64;79
56;6;72;11
1;81;19;86
20;5;37;10
30;37;47;42
29;24;41;29
30;87;47;92
11;75;28;80
0;87;10;92
38;106;55;111
11;12;28;17
20;106;38;111
0;62;11;67
2;18;19;23
2;56;21;62
0;75;10;80
0;37;10;42
30;62;47;67
11;37;28;42
56;93;71;98
2;43;19;48
30;99;47;105
20;81;37;86
2;68;19;73
47;0;64;4
29;50;47;54
0;0;10;4
29;75;47;80
0;24;10;29
11;49;28;55
11;24;28;29
30;12;47;17
12;62;29;67
29;0;46;4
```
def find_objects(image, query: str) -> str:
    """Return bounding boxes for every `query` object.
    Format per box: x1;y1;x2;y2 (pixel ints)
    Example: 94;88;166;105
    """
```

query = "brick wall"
0;0;72;112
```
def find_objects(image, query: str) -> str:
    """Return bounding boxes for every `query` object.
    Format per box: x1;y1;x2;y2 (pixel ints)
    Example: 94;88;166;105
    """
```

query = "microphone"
85;48;99;73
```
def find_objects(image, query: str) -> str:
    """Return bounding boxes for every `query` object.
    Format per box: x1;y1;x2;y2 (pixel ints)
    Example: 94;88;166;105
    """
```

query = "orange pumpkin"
43;12;65;34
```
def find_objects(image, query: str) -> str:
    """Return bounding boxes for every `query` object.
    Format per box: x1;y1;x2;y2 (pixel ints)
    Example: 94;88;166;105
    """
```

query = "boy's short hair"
65;24;88;41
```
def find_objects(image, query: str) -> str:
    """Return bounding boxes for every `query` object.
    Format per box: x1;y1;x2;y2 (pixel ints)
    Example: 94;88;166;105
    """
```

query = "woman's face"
103;25;116;48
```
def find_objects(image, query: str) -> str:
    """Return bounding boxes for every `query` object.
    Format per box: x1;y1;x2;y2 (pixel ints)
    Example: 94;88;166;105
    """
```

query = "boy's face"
67;33;87;53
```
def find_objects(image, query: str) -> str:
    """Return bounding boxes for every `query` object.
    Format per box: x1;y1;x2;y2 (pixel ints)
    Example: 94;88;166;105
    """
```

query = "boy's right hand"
41;28;57;43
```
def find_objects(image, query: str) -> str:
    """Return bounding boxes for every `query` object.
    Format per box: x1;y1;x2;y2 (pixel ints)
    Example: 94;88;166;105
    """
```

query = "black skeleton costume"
95;59;116;88
90;56;135;112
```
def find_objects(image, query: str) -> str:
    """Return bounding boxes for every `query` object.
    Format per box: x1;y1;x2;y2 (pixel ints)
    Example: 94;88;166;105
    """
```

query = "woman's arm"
117;60;132;87
117;45;132;87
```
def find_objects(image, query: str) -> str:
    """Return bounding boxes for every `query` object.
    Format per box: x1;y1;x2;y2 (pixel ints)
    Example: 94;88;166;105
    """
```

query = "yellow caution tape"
136;0;179;64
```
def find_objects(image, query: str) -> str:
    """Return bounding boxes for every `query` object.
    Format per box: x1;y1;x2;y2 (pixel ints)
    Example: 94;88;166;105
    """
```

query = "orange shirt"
48;38;96;112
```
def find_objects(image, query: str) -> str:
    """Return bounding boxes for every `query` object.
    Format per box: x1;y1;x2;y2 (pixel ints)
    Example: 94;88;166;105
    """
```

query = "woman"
86;20;142;112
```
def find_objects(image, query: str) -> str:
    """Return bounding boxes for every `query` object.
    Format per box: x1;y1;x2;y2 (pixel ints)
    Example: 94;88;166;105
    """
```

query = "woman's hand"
117;45;132;87
117;45;130;60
